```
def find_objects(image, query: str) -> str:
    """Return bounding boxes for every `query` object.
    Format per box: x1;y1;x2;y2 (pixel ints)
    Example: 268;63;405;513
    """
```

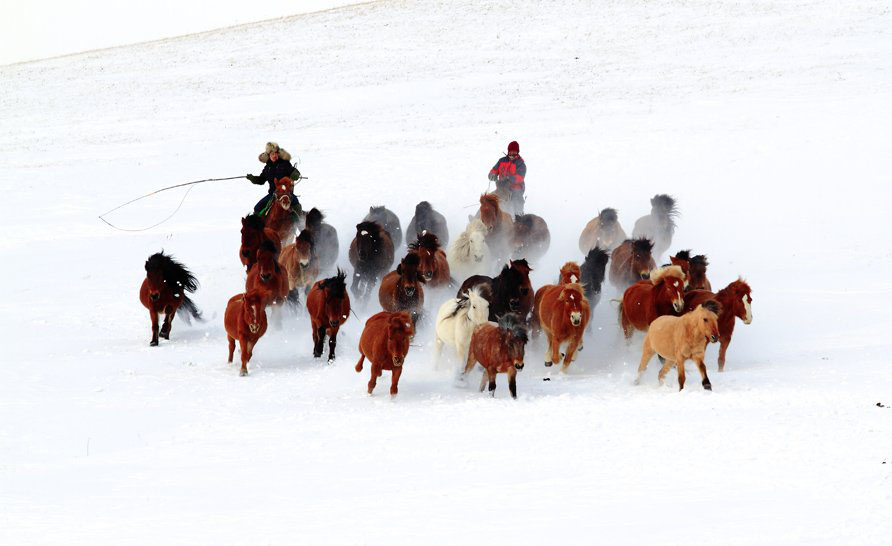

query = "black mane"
691;254;709;267
599;207;618;227
497;312;528;344
702;299;721;315
306;208;324;231
415;201;433;215
674;249;692;261
145;251;199;293
356;221;382;240
631;237;654;254
243;213;265;231
409;231;440;251
650;194;679;228
321;268;348;299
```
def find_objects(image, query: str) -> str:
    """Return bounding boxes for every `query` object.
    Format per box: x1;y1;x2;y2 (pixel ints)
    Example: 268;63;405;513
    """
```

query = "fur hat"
507;141;520;154
258;141;292;163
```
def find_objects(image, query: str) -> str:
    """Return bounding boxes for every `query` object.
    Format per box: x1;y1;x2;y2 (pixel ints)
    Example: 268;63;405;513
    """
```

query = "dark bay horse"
407;201;449;246
619;265;685;339
306;269;351;364
348;220;395;303
139;251;203;346
303;208;339;274
457;259;533;322
378;252;426;321
408;232;451;288
684;279;752;371
239;213;280;271
673;250;712;291
632;194;678;260
364;205;403;248
581;246;610;311
609;238;657;291
511;213;551;262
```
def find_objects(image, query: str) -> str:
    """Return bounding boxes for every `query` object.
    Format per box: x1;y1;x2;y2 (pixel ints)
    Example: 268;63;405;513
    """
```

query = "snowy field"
2;1;891;543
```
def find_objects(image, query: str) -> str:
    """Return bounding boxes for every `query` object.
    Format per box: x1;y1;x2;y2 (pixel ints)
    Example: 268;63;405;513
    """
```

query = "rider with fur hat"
246;142;302;214
488;140;526;215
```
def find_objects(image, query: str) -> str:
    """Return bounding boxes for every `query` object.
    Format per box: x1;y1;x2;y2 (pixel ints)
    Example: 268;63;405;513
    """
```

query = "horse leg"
562;336;581;371
675;356;687;391
160;308;174;339
312;324;324;358
488;371;497;397
355;353;366;373
149;310;160;346
657;359;675;386
478;369;488;392
367;363;380;394
507;367;517;399
433;336;445;370
239;339;251;376
227;336;235;363
327;327;338;364
696;357;712;390
636;338;655;385
550;333;562;368
390;366;402;396
462;346;477;380
717;337;730;372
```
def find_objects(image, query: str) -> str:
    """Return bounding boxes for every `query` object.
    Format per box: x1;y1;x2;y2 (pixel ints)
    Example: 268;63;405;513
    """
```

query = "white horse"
434;286;490;370
448;219;492;281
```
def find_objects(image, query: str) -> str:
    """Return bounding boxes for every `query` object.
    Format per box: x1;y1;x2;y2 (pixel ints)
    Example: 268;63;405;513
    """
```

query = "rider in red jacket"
488;141;526;215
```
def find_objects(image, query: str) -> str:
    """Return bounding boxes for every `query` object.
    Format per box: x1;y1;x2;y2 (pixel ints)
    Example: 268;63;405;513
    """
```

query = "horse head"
728;279;753;325
144;254;166;302
695;300;722;343
650;265;686;313
355;221;382;262
670;250;692;289
497;313;528;370
557;284;587;327
387;312;414;367
689;254;710;289
465;286;490;325
631;238;656;280
254;240;280;283
242;290;267;334
559;261;581;285
581;247;610;302
479;193;501;230
408;232;441;282
273;177;294;209
294;230;315;270
240;214;266;262
396;252;425;299
320;269;349;328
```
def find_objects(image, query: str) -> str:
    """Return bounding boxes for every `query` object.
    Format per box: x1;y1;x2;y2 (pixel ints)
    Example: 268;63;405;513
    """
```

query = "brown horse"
609;238;657;291
578;207;627;253
530;262;580;335
632;194;678;260
684;279;752;371
348;220;395;303
535;283;590;371
279;229;320;300
479;193;514;258
306;269;351;364
463;314;528;398
225;290;268;376
263;177;301;246
619;265;686;339
674;250;712;291
355;311;415;396
246;240;290;307
636;301;720;390
408;231;451;288
559;261;581;285
379;252;426;320
139;251;202;346
511;213;551;262
457;259;533;322
239;213;280;271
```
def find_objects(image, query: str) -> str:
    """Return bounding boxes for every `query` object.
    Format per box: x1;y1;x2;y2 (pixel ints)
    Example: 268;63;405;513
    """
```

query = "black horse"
348;220;395;303
406;201;449;246
303;208;339;273
581;246;610;310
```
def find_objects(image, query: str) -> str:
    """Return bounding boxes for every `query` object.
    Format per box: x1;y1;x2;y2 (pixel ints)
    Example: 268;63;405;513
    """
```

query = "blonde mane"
649;264;684;285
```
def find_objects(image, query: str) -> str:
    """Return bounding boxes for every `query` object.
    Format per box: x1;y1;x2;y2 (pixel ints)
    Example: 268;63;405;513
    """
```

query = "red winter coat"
489;155;526;190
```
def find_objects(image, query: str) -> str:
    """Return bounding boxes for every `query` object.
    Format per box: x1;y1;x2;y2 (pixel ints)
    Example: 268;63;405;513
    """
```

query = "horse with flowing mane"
408;231;451;288
534;283;590;371
684;279;752;371
239;213;280;272
306;269;351;364
619;265;686;339
636;300;721;390
479;193;514;259
139;251;203;346
448;219;491;281
632;194;678;260
609;238;657;291
578;207;627;253
457;259;533;322
580;247;610;310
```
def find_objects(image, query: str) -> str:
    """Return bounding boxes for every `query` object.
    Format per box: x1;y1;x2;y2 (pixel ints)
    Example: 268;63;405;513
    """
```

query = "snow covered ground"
2;1;891;543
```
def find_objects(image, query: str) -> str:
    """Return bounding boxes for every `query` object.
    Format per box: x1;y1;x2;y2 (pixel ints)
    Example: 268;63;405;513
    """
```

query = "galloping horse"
684;279;752;371
306;269;351;364
673;250;712;291
578;207;627;254
303;208;339;273
479;193;514;259
246;240;290;307
457;259;533;322
364;205;403;248
224;289;268;376
609;238;657;291
262;177;301;247
534;283;590;371
632;194;678;260
636;301;721;391
239;213;280;271
139;251;203;346
511;213;551;262
378;252;426;320
408;232;451;288
279;229;319;301
463;313;528;399
448;219;491;281
559;261;582;285
348;220;395;303
407;201;449;246
355;311;415;396
619;265;686;339
580;247;610;310
433;286;490;370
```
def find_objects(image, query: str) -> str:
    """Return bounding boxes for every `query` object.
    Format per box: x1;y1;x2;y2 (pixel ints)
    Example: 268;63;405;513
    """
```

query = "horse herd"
139;180;754;396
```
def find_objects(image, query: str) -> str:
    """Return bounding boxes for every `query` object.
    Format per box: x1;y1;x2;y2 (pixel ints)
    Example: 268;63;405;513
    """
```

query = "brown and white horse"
619;265;686;339
534;283;590;371
684;279;752;371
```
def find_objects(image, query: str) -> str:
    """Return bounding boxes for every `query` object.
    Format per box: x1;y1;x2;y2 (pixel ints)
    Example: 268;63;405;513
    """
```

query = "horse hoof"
239;369;248;377
544;361;552;367
327;358;335;366
703;383;712;391
150;340;158;347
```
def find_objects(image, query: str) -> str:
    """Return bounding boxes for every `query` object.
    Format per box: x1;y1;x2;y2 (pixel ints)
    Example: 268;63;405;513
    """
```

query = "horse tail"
179;295;204;324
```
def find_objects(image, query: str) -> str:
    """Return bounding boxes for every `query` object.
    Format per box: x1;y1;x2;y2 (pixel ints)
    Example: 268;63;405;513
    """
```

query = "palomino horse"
636;300;721;391
378;252;426;321
355;311;415;396
408;232;451;288
619;265;686;339
306;269;351;364
303;208;339;274
239;213;280;272
246;240;290;307
632;194;678;260
534;283;590;371
433;286;490;370
279;229;320;302
609;238;657;291
225;290;268;376
348;220;395;303
463;313;528;399
479;193;514;260
673;250;712;291
364;205;403;248
581;247;610;311
407;201;449;246
448;219;491;281
578;207;627;254
510;213;551;262
140;251;203;346
457;259;533;322
262;177;301;247
684;279;752;371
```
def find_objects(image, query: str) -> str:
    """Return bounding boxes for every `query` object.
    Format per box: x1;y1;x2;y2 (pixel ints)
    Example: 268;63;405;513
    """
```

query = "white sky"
0;0;363;66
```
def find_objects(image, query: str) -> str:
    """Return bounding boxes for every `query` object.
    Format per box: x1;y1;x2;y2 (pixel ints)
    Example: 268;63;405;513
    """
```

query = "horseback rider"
246;142;302;215
487;140;526;215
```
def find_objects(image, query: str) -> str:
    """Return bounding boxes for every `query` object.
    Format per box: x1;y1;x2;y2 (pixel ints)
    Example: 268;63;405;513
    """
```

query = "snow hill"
1;1;891;543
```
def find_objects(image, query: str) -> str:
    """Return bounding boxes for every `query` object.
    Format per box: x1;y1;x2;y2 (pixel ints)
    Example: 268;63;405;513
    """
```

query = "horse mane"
259;239;278;254
243;213;265;231
480;193;500;210
581;247;610;286
400;251;421;274
631;237;655;255
599;207;618;227
321;268;348;299
145;251;199;293
701;299;721;315
497;312;528;343
415;201;433;216
650;194;679;225
408;231;440;252
510;258;532;274
719;278;751;298
674;249;692;261
691;254;709;267
356;220;382;239
369;206;387;215
649;264;684;284
305;208;324;231
297;229;315;246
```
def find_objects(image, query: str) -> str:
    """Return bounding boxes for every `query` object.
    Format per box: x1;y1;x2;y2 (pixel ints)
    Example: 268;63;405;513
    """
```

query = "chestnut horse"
559;261;581;285
463;313;528;398
279;229;320;301
578;207;627;254
303;208;339;273
355;311;415;396
224;289;268;376
378;252;426;321
239;213;280;271
479;193;514;259
348;220;395;303
306;269;351;364
246;239;290;307
619;265;686;339
448;219;492;281
262;177;301;246
684;279;752;371
609;238;657;291
457;259;533;322
535;283;590;371
407;201;449;246
139;251;203;346
636;301;720;390
673;250;712;291
632;194;678;260
408;232;451;288
581;247;610;311
511;213;551;262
